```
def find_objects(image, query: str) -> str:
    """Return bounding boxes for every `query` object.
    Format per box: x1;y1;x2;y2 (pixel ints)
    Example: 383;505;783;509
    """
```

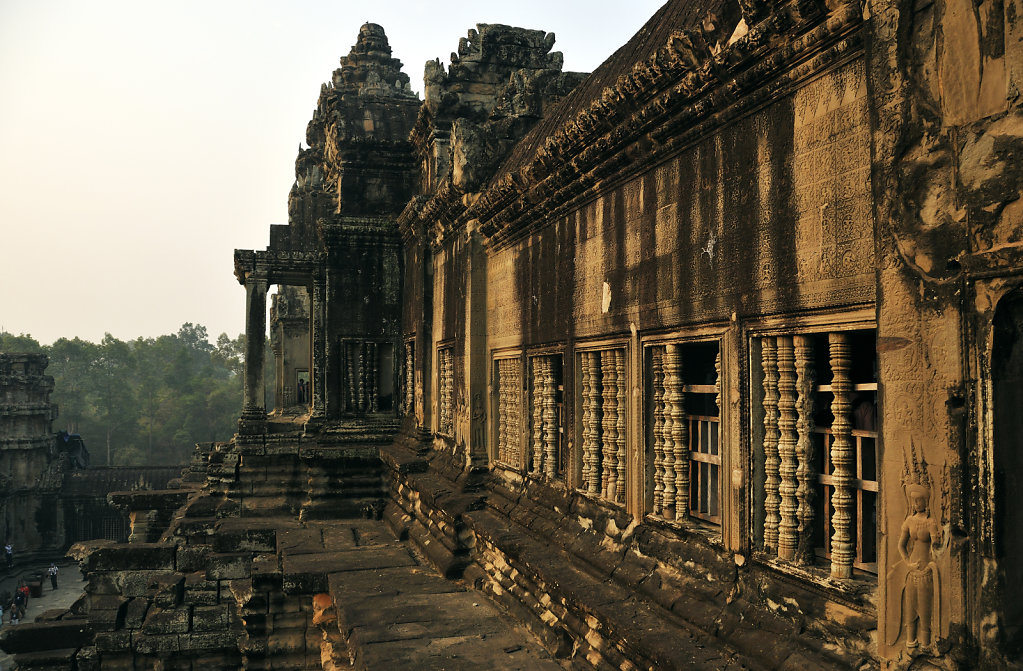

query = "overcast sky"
0;0;666;345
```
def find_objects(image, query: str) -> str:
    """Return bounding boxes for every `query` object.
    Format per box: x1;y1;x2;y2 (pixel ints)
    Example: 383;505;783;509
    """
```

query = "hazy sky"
0;0;665;346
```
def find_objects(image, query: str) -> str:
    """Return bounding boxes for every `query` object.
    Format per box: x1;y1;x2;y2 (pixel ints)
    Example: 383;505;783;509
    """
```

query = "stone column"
310;273;328;422
464;230;489;469
240;273;268;432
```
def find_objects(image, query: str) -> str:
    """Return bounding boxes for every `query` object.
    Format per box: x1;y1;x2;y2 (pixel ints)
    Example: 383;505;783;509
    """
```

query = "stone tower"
0;353;64;560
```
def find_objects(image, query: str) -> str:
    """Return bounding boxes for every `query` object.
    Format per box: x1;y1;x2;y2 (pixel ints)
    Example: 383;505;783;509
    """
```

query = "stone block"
94;630;132;652
177;544;212;572
206;552;252;580
133;633;181;655
0;620;92;653
179;631;239;651
82;543;177;572
142;606;191;635
184;572;220;606
191;605;231;632
124;597;151;628
119;571;181;598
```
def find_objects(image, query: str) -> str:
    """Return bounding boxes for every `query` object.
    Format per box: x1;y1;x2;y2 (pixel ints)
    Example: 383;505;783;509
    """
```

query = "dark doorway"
992;289;1023;657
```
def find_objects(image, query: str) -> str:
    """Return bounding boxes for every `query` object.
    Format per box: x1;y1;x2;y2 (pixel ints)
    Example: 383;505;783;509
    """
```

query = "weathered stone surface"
54;2;1023;669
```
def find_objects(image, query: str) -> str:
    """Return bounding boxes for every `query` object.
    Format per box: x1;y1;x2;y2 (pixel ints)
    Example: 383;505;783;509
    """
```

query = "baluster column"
542;358;558;478
794;335;816;565
670;345;689;521
652;348;665;515
828;332;855;579
762;337;780;553
776;336;798;560
602;350;619;501
532;358;545;473
661;346;678;520
615;349;627;504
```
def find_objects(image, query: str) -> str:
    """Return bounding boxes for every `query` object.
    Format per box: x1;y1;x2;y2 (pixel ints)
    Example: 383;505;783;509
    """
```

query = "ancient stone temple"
0;354;65;561
25;0;1023;669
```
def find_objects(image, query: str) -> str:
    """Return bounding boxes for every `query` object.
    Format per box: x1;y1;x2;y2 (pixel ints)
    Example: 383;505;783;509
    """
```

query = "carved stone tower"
0;353;65;559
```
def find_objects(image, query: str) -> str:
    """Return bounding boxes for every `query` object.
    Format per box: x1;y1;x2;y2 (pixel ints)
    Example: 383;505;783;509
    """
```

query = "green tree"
0;332;44;353
92;334;138;465
47;337;98;434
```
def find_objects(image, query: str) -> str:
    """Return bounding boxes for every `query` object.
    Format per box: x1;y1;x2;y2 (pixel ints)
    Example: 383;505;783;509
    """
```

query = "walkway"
0;563;86;669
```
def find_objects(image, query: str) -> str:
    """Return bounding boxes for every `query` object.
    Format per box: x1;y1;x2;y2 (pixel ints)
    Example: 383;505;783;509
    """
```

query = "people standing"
3;542;12;569
12;586;26;624
47;563;58;590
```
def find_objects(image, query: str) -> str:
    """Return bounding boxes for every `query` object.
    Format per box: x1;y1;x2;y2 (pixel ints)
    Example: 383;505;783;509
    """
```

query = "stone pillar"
464;230;489;469
240;274;268;432
309;273;328;423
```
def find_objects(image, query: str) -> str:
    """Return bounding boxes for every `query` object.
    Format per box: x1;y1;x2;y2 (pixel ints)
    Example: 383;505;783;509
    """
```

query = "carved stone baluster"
346;344;357;411
532;357;545;474
714;349;721;413
367;342;378;413
670;345;689;522
794;335;816;565
652;348;665;515
510;360;521;466
615;349;627;504
405;341;414;415
542;357;558;479
828;332;855;579
440;350;452;434
581;353;593;488
661;346;677;520
588;353;604;494
762;337;780;553
776;336;798;561
356;342;367;412
498;361;508;461
602;350;619;501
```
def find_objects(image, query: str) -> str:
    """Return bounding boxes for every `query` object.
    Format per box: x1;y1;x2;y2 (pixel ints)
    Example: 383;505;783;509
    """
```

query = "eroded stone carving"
887;451;949;657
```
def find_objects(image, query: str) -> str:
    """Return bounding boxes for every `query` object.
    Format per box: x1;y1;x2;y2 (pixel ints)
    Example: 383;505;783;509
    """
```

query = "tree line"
0;324;271;466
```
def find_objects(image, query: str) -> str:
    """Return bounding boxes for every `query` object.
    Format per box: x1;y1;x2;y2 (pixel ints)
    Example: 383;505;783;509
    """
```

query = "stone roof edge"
469;0;862;252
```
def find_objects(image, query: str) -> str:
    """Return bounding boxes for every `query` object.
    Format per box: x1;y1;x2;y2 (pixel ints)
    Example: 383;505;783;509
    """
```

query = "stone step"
275;519;563;670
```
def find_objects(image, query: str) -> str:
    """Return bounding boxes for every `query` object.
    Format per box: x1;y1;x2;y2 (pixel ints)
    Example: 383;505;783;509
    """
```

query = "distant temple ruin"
6;0;1022;668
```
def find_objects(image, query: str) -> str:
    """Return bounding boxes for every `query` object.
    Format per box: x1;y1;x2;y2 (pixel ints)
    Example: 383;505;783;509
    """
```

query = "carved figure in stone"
887;456;949;655
471;392;486;452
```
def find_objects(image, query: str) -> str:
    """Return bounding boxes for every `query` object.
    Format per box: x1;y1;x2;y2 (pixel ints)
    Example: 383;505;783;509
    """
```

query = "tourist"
3;542;12;569
12;587;26;624
47;563;58;590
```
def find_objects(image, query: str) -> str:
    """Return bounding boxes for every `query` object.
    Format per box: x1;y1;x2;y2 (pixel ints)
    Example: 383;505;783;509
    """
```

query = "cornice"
470;0;862;253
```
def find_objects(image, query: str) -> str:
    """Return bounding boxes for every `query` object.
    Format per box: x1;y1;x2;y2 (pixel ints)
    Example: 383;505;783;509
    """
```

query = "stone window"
528;353;564;478
437;346;454;436
646;341;721;525
578;347;628;505
402;338;415;416
494;356;523;468
752;329;878;578
342;341;395;413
